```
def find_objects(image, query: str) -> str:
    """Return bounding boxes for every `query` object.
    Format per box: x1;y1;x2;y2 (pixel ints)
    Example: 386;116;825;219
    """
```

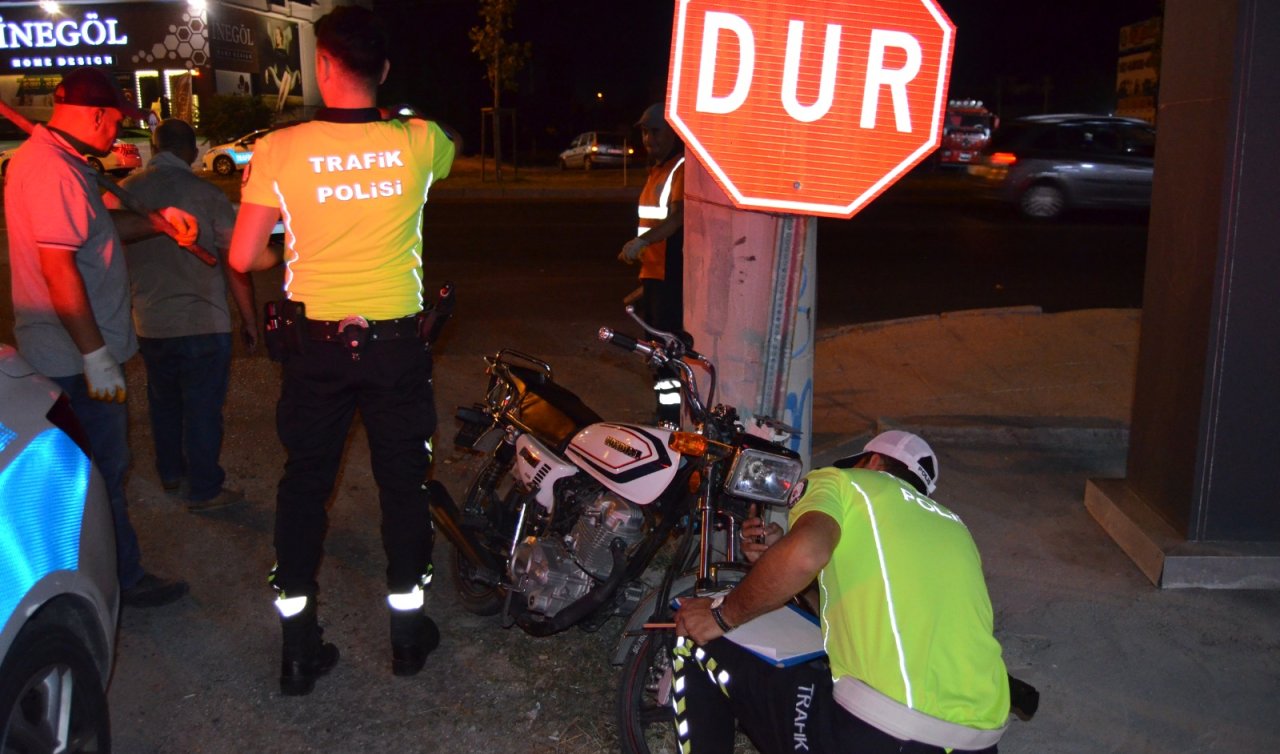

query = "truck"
937;99;998;167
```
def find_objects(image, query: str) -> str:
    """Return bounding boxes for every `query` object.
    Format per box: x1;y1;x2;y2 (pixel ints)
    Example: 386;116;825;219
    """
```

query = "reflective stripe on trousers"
672;636;734;752
387;567;434;611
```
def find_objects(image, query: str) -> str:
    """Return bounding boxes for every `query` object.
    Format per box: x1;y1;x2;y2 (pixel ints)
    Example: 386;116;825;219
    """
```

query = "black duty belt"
306;314;419;343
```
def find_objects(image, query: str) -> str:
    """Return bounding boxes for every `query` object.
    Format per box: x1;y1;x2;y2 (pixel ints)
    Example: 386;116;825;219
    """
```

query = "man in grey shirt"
121;119;257;511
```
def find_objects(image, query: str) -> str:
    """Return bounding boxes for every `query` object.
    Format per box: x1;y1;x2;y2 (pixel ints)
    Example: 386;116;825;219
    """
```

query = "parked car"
966;114;1156;219
202;128;273;176
0;138;141;177
558;131;635;170
0;345;117;750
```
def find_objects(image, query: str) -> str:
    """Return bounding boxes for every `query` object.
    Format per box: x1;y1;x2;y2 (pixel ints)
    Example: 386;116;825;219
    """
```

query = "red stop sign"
667;0;955;219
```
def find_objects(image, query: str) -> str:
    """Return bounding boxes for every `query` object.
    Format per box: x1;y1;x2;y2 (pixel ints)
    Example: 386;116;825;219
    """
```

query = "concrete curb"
816;305;1045;340
813;415;1130;468
433;185;640;201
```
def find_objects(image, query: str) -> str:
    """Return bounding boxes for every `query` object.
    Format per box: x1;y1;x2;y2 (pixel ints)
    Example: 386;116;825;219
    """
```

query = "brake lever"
754;415;804;439
624;304;684;356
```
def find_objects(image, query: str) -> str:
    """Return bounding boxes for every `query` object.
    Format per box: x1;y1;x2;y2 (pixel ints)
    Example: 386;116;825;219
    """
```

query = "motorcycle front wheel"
615;630;677;754
450;455;512;616
616;567;750;754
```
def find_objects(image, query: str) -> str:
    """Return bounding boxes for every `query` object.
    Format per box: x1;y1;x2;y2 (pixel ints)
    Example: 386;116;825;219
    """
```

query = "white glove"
619;236;649;264
83;345;126;403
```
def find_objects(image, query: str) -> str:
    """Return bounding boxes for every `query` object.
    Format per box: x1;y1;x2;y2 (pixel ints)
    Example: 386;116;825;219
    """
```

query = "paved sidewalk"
811;305;1139;460
800;306;1279;753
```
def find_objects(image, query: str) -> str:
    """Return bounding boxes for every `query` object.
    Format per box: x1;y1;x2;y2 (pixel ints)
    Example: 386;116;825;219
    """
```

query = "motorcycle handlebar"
598;328;655;358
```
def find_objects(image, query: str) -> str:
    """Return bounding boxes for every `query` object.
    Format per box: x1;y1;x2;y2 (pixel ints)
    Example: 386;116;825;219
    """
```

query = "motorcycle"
434;308;804;657
429;307;804;753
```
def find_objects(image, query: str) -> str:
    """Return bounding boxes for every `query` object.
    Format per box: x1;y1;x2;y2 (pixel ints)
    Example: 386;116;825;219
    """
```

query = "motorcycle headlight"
723;447;803;505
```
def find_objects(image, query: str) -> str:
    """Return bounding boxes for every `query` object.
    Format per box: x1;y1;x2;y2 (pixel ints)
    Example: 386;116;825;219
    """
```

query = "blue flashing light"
0;429;88;626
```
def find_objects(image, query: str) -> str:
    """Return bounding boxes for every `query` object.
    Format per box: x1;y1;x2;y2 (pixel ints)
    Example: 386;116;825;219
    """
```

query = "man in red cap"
6;67;198;607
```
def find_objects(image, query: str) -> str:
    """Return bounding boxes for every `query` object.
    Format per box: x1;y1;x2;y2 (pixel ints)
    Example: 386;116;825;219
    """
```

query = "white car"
202;128;273;176
0;345;117;750
0;139;141;177
559;131;636;170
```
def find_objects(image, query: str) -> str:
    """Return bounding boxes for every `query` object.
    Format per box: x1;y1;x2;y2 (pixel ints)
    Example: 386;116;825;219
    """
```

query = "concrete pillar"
1084;0;1280;588
682;159;814;468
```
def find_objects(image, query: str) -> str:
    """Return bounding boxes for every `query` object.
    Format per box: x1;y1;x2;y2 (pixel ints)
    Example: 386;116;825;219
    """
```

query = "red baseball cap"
54;67;145;119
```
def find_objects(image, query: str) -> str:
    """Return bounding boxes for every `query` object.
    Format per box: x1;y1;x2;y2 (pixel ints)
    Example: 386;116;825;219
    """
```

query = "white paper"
724;604;826;667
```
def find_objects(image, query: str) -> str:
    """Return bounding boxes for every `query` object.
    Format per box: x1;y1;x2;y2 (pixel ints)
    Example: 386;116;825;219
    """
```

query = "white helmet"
834;430;938;495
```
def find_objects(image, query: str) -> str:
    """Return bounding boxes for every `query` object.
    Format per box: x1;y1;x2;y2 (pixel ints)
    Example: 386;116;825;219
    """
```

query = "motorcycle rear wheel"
450;455;511;616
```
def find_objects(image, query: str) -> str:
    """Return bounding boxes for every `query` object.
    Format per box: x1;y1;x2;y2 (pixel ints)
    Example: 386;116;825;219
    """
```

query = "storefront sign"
208;4;301;97
0;11;128;50
0;3;199;72
208;4;260;72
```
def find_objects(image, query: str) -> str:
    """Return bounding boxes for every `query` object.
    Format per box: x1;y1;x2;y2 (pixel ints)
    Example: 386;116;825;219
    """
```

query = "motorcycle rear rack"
489;348;554;381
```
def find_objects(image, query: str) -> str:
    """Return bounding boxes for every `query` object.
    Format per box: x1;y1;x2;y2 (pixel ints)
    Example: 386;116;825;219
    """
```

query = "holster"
263;299;307;362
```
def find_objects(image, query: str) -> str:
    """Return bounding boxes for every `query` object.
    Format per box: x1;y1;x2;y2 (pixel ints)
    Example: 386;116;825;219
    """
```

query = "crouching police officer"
672;431;1018;752
228;6;456;695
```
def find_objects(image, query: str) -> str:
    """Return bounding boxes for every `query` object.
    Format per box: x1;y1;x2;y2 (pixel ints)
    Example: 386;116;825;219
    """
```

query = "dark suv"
967;114;1156;219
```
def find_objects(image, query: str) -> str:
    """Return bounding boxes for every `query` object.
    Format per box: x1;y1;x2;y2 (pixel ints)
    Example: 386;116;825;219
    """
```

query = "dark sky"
375;0;1162;157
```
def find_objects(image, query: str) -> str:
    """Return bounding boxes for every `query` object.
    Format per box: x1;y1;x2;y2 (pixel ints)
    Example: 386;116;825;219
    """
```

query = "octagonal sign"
668;0;955;219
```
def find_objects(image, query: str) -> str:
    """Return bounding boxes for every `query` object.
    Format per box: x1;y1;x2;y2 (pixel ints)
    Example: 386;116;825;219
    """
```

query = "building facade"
0;0;367;126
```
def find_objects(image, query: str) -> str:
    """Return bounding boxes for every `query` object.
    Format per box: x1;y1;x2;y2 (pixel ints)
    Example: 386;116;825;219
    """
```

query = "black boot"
390;607;440;677
279;597;339;696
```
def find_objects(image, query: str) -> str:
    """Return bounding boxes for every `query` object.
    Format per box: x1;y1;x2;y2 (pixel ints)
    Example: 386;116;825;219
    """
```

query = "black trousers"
672;637;998;754
273;338;437;597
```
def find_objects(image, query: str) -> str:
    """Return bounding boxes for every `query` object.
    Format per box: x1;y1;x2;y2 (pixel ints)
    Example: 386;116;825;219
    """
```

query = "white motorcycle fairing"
565;423;680;506
513;433;579;510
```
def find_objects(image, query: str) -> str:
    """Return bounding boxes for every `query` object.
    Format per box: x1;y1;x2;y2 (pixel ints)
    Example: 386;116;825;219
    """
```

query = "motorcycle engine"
509;490;646;617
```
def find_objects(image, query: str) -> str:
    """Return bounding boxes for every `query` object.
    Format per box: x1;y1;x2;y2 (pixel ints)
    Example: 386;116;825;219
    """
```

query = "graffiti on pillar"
783;379;812;455
782;257;814;458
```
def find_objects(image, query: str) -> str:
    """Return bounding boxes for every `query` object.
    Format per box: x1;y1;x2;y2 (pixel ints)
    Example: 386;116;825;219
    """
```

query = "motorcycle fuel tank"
565;423;680;506
514;434;579;510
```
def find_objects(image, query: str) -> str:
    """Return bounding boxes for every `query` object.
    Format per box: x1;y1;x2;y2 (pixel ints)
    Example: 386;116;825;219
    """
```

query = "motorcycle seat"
505;364;603;451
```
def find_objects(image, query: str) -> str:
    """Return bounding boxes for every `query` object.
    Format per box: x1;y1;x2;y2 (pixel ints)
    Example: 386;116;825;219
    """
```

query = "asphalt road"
0;172;1150;346
418;188;1149;343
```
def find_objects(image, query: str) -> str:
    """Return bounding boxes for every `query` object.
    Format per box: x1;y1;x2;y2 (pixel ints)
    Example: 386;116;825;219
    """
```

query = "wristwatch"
709;596;735;633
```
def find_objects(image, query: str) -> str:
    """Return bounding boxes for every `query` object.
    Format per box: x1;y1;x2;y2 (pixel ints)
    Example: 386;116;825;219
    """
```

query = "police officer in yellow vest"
672;431;1013;753
228;6;455;696
619;103;685;425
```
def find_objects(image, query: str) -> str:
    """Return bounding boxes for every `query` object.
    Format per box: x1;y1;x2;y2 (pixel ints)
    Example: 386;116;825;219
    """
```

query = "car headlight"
724;447;803;505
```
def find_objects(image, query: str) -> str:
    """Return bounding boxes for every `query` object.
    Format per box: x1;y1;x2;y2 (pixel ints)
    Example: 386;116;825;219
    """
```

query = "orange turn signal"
669;432;708;457
989;152;1018;166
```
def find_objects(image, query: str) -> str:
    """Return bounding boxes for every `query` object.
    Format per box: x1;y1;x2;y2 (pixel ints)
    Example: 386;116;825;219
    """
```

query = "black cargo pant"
272;338;436;598
672;637;998;754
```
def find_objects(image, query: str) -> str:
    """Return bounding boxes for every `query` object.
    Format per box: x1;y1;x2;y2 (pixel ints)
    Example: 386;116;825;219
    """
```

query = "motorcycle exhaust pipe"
516;538;628;637
426;480;504;577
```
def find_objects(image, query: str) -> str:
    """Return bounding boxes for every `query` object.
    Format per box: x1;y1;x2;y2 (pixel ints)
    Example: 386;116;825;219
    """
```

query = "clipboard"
723;604;826;668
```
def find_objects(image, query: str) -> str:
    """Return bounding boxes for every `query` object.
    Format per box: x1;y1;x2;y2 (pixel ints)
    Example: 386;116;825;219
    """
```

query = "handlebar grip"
599;328;638;351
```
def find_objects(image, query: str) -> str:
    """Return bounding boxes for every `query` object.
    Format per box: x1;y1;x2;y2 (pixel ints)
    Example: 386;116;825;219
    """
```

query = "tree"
197;95;273;145
469;0;531;181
